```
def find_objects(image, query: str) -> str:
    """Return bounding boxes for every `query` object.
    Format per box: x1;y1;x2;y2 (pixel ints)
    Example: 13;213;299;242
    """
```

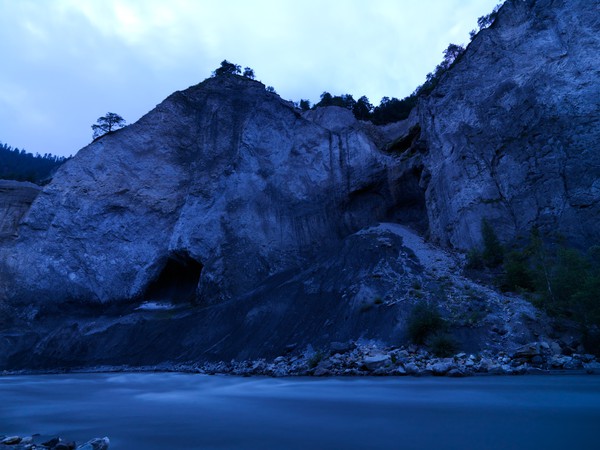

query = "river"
1;373;599;449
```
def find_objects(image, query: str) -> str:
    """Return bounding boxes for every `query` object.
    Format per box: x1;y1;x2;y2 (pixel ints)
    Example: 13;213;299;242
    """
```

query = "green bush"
308;352;324;369
497;228;600;328
466;248;484;270
501;250;535;292
428;333;457;357
407;302;445;345
481;219;504;267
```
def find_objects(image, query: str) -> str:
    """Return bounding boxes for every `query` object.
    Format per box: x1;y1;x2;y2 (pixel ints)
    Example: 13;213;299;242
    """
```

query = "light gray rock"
0;76;411;307
430;360;453;376
1;436;22;445
416;0;600;250
404;362;421;375
563;357;583;370
512;342;542;360
362;354;392;371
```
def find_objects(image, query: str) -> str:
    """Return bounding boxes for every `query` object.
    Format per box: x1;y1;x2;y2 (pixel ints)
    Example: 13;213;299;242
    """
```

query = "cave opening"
143;252;203;304
389;166;429;233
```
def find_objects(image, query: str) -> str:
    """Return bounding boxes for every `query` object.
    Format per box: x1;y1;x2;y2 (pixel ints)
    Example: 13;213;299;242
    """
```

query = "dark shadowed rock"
0;180;40;239
1;436;22;445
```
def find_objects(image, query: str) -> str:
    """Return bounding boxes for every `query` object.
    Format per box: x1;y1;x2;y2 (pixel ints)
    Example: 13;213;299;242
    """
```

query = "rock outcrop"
0;0;597;371
416;0;600;249
0;77;416;306
0;180;40;239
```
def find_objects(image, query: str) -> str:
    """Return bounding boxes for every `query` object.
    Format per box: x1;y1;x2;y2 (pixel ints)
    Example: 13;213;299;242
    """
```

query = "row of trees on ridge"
212;3;503;126
0;142;70;184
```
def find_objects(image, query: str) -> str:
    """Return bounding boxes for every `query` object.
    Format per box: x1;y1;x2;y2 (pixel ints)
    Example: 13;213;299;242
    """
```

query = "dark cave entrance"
143;252;203;304
389;166;429;233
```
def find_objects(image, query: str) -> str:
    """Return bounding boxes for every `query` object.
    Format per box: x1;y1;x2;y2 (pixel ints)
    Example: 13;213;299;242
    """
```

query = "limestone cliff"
416;0;600;249
0;76;411;305
0;0;597;371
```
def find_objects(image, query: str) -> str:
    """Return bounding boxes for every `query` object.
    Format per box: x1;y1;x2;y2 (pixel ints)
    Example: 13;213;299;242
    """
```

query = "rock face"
0;224;553;370
417;0;600;249
0;76;414;305
0;0;597;371
0;180;40;239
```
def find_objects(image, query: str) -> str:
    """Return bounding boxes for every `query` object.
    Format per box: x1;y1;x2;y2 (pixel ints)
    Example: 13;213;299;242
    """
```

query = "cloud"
0;0;500;156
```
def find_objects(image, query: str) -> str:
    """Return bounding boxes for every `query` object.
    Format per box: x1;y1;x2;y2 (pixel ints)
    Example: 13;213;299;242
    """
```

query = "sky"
0;0;500;158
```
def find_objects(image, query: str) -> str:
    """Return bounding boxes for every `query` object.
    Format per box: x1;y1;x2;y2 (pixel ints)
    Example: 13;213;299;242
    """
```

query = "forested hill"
0;142;69;184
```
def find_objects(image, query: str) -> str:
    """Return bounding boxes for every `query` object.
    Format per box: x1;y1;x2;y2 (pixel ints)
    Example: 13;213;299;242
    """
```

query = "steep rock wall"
0;77;410;305
419;0;600;249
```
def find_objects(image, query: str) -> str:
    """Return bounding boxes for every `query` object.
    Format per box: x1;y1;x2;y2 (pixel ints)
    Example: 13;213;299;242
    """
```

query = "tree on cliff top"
212;60;241;77
92;112;126;139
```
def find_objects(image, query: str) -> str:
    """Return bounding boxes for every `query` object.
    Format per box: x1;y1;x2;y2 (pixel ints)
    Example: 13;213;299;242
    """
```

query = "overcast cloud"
0;0;499;157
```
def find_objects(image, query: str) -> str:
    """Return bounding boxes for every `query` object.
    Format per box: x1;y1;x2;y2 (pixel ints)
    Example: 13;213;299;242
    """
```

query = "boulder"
430;360;454;376
1;436;22;445
512;342;542;360
76;437;110;450
362;354;392;371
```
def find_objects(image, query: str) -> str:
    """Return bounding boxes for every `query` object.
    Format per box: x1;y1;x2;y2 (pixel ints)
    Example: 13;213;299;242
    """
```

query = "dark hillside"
0;142;69;184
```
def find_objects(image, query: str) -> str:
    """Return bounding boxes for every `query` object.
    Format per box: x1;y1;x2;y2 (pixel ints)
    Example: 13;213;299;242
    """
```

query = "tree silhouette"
299;99;311;111
92;112;126;139
353;96;373;120
212;60;241;77
243;67;255;79
441;43;465;70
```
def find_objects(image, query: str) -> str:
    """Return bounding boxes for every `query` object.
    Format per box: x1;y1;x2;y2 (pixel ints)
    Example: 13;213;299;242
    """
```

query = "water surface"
1;373;599;449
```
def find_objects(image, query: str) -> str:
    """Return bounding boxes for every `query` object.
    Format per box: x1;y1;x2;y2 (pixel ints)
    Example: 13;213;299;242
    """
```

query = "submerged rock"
76;437;109;450
1;436;22;445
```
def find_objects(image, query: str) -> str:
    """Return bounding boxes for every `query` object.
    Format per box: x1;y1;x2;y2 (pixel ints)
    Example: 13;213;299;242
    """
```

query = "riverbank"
3;341;598;378
175;341;600;377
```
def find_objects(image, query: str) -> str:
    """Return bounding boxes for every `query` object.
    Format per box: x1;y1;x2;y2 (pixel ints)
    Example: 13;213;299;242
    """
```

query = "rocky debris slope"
0;180;40;239
412;0;600;249
0;223;570;371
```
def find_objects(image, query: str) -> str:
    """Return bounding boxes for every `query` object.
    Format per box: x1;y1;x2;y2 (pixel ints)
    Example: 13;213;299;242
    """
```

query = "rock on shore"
188;340;600;378
0;435;109;450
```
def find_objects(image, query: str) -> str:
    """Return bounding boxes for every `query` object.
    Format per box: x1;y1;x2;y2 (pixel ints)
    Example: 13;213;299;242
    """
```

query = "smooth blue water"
1;373;599;449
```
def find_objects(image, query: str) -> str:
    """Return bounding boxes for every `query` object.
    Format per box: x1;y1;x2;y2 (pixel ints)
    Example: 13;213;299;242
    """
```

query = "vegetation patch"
0;141;69;184
407;302;446;345
428;333;458;357
468;220;600;330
